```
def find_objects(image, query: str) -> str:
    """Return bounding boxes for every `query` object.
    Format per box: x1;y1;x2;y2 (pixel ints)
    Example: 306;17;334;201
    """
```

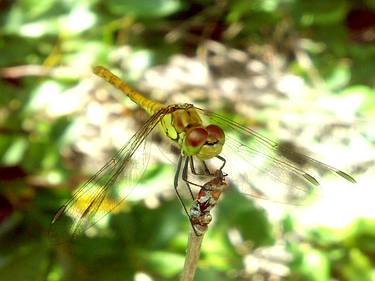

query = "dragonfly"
50;66;356;240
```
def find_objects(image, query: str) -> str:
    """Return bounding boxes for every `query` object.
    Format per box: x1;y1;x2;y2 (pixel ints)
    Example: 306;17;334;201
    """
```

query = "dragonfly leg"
189;157;198;175
174;155;194;217
179;157;206;188
173;154;183;190
174;155;202;236
189;157;211;176
182;157;197;199
190;155;226;177
216;155;227;171
201;160;212;175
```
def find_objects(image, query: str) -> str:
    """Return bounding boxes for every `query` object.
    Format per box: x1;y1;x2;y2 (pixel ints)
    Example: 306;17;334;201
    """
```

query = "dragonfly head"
184;124;225;160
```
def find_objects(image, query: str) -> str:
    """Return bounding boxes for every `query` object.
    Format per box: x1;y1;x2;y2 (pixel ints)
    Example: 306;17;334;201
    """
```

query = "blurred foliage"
288;219;375;281
0;0;374;281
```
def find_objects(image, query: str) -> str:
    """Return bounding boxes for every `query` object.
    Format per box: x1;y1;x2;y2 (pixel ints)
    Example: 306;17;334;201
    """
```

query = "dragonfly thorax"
161;106;225;160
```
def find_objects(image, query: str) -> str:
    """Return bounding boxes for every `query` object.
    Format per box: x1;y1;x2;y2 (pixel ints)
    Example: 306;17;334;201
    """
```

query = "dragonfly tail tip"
336;170;356;183
303;173;320;186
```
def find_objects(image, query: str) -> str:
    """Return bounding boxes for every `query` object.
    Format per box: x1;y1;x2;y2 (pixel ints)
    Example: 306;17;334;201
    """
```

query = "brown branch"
180;229;205;281
0;65;86;79
180;169;227;281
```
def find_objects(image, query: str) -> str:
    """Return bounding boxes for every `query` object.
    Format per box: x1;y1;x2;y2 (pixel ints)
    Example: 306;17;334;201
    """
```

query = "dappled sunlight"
1;1;375;280
296;180;374;230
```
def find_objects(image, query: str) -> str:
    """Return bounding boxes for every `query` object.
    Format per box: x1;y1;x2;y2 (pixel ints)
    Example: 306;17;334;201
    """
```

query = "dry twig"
180;169;227;281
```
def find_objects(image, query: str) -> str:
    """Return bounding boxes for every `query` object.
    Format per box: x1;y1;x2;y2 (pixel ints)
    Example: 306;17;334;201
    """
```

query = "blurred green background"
0;0;375;281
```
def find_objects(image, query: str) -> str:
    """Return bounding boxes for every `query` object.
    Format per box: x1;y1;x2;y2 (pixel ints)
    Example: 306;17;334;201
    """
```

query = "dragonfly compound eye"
194;125;225;160
184;127;209;155
206;125;225;144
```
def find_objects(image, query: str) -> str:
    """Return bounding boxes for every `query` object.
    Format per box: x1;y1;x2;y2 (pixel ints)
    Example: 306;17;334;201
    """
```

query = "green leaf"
296;0;349;26
1;137;28;165
108;0;182;19
325;64;351;90
195;268;233;281
216;190;273;247
0;240;49;281
290;246;330;281
364;0;375;10
141;250;184;277
340;85;375;116
341;249;372;281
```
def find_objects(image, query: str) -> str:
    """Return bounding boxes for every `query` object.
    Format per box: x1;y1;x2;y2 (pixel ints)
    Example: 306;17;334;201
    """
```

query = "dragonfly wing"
221;136;318;204
197;108;355;204
50;108;167;242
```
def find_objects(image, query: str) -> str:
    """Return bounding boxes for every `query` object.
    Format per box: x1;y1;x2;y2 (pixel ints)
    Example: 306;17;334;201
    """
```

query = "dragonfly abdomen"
93;66;225;160
94;66;163;115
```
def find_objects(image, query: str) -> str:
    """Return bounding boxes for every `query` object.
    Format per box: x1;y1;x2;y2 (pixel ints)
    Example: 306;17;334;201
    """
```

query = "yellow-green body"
94;66;224;160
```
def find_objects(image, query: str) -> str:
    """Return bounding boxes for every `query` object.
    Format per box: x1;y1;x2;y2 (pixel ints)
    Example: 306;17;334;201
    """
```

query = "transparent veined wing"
196;107;355;205
49;106;176;242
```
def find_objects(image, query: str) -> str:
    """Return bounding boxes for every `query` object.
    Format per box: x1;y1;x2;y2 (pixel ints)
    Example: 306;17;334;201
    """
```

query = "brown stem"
180;229;205;281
